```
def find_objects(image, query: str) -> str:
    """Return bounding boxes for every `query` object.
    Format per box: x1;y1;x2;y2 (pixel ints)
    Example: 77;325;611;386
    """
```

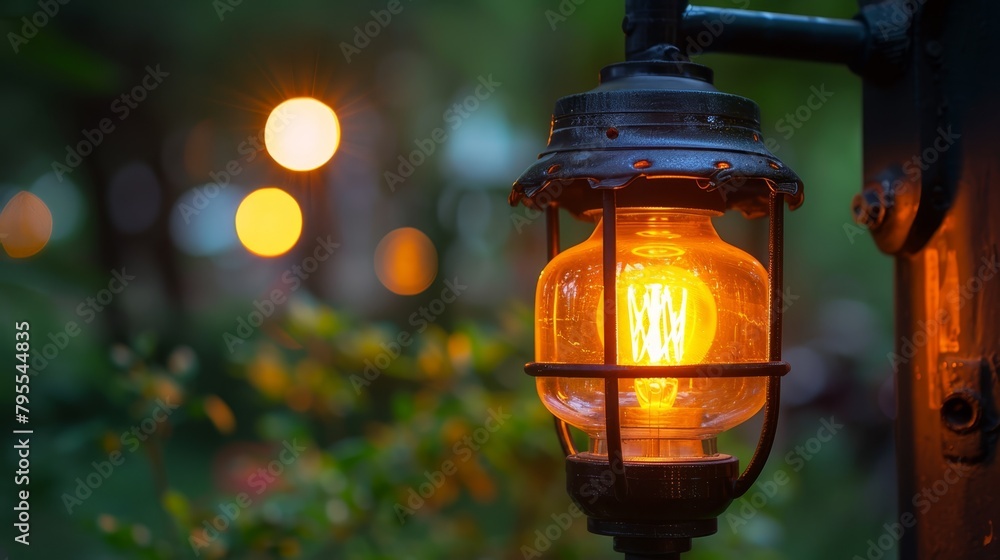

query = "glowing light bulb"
265;97;340;171
535;208;769;459
620;265;717;411
235;188;303;257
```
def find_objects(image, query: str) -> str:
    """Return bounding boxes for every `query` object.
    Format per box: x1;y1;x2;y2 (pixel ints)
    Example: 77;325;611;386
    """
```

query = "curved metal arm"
736;190;785;496
554;417;578;457
734;375;781;496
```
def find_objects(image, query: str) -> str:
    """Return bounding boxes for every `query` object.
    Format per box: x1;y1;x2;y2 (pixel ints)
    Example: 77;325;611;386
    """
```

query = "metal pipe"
681;6;867;65
625;0;690;60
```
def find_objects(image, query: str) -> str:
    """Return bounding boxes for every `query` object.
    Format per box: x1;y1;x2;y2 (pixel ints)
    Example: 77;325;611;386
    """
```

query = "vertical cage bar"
545;203;561;262
767;192;785;362
544;203;578;457
735;191;785;496
602;190;627;499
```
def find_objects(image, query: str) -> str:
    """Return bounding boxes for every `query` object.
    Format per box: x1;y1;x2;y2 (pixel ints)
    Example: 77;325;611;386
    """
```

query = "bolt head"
852;190;887;229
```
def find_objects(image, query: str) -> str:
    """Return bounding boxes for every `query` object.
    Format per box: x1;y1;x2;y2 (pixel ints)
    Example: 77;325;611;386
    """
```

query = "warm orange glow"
374;227;438;295
535;208;770;459
0;191;53;258
235;188;303;257
619;265;717;411
265;97;340;171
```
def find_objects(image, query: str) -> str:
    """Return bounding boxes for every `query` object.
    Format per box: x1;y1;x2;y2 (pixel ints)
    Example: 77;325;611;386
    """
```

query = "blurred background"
0;0;897;558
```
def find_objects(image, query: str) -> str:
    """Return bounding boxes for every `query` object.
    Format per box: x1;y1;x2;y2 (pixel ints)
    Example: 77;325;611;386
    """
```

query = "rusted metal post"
857;0;1000;557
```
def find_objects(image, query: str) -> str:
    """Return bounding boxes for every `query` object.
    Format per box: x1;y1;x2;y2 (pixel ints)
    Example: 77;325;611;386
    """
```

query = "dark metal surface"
679;3;911;80
567;454;738;523
881;0;1000;556
602;190;628;500
624;0;690;61
509;60;804;220
680;6;867;65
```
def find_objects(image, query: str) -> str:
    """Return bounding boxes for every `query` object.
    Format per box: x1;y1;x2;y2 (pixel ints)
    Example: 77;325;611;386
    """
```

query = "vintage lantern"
509;1;803;557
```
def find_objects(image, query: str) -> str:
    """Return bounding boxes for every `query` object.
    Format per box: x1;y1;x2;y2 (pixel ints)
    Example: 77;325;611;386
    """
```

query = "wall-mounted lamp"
510;3;802;557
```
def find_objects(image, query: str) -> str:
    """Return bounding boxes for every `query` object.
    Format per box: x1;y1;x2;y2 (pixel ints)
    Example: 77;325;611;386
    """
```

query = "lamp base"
590;518;715;559
567;453;739;558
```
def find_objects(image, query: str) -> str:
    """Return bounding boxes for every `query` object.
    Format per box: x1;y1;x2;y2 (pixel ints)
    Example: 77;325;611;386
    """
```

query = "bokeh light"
0;191;53;258
30;172;82;241
265;97;340;171
169;186;242;256
374;227;438;295
235;187;303;257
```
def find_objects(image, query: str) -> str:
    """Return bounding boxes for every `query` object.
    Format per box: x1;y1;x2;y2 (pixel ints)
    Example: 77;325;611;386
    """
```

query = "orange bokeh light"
374;227;438;295
0;191;53;258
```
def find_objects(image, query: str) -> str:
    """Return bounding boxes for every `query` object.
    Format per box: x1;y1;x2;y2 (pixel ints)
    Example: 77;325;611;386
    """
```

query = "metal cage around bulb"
510;56;803;557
